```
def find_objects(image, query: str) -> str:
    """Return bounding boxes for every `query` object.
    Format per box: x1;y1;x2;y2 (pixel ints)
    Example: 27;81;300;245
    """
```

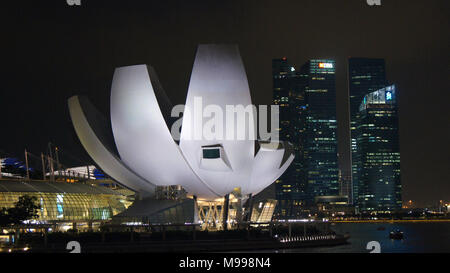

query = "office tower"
354;85;402;213
272;58;308;218
338;169;352;203
348;58;387;204
301;60;339;202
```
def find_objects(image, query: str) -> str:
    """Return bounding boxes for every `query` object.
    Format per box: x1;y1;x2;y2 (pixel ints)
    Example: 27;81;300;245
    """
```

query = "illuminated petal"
110;64;220;199
180;44;256;196
247;141;294;196
68;95;155;197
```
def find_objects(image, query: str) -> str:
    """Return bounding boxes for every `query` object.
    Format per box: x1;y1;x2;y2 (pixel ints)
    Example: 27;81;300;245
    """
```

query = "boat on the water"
389;229;404;240
377;226;386;231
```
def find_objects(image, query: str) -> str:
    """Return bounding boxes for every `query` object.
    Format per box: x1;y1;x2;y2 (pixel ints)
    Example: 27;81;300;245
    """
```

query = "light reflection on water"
248;222;450;253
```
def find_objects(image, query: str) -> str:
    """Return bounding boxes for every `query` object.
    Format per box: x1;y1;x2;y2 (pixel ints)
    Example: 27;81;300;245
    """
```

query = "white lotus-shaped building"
68;44;294;201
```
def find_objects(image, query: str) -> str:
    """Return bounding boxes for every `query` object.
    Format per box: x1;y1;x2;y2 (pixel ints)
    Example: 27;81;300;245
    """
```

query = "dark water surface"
250;222;450;253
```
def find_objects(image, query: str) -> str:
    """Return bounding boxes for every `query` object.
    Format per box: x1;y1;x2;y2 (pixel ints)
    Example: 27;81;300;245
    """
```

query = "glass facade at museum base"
0;180;130;227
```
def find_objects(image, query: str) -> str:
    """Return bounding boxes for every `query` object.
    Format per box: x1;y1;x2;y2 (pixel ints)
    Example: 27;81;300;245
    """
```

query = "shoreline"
330;219;450;223
27;235;350;253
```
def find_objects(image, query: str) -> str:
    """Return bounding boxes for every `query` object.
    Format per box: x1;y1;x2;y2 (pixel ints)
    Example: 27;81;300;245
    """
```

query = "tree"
0;195;41;226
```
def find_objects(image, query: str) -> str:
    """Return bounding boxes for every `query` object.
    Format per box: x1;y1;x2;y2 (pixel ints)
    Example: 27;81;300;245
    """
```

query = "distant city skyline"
272;56;401;215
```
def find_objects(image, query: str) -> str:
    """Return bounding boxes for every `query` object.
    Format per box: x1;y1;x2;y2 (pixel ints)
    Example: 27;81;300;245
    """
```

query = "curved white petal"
180;44;256;196
110;64;220;199
69;45;294;201
247;142;295;196
68;96;155;197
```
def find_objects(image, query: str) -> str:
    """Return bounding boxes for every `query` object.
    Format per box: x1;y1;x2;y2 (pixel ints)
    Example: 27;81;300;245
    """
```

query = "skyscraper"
301;59;339;203
348;58;387;204
272;58;308;218
354;85;401;213
338;169;352;200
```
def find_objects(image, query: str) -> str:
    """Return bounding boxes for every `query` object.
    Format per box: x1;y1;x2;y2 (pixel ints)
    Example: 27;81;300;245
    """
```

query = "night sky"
2;0;449;207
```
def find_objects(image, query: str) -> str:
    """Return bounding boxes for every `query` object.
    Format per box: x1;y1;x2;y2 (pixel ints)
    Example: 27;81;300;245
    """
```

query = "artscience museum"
68;44;294;227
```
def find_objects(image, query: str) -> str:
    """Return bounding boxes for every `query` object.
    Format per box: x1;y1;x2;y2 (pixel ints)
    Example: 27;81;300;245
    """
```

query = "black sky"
2;0;449;207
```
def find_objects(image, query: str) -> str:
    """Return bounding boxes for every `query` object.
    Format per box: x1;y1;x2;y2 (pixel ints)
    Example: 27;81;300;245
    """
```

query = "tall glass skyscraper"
354;85;401;213
301;59;339;203
348;58;387;204
272;58;308;218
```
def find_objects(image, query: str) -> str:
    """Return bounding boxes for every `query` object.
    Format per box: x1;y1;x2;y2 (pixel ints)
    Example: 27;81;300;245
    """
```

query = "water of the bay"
249;222;450;253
